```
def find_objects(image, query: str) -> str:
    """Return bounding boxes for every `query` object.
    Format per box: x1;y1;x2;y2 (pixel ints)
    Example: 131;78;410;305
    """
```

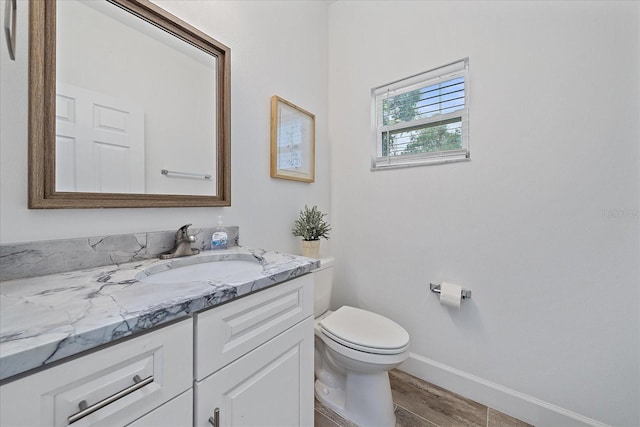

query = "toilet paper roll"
440;281;462;309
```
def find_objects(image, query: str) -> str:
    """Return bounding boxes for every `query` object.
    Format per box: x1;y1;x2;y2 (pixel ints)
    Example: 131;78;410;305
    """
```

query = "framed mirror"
28;0;231;208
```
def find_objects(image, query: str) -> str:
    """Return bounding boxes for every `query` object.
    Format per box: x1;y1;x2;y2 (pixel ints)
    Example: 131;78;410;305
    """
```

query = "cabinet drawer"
195;274;313;380
0;319;192;427
127;389;192;427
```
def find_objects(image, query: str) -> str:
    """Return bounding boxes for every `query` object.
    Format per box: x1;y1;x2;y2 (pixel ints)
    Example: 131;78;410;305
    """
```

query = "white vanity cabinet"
193;274;314;427
0;272;315;427
0;319;193;427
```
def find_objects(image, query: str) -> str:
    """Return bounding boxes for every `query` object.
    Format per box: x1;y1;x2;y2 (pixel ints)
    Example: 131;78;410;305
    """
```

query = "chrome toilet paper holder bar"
429;283;472;300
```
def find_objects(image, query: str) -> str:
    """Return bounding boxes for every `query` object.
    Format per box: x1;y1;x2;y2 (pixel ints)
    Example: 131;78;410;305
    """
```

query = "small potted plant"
292;205;331;258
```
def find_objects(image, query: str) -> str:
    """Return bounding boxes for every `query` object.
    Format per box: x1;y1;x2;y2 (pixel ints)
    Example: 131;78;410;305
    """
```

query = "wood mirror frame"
28;0;231;208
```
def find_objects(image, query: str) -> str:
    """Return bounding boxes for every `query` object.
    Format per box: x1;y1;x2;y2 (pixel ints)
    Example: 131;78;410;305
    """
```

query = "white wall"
0;0;331;256
328;1;639;426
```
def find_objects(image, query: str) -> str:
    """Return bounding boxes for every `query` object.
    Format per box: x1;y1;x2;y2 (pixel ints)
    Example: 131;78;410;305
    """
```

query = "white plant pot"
301;240;320;258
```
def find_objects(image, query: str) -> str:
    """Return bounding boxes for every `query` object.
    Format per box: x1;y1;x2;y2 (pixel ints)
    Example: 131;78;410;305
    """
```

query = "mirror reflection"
56;0;217;196
28;0;230;208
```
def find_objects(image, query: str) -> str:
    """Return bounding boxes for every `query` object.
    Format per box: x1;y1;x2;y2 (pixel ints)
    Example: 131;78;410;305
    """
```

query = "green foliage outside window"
381;88;462;157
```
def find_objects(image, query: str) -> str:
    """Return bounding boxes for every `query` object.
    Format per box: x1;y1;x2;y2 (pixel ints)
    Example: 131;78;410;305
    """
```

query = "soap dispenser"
211;216;228;250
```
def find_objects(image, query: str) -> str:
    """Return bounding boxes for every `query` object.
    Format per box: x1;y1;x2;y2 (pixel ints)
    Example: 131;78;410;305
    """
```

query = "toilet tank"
313;257;334;317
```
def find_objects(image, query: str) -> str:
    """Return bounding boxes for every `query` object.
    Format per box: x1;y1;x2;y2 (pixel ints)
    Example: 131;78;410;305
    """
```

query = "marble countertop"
0;247;319;382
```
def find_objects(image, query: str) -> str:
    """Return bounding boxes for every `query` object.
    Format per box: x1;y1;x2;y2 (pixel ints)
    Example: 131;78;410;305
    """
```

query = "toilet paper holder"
429;283;472;300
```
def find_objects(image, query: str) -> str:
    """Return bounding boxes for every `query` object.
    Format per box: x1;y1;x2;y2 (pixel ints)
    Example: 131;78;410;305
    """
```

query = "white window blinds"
371;58;469;170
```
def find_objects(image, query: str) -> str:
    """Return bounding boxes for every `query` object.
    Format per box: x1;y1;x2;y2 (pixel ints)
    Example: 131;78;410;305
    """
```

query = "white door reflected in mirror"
56;82;145;193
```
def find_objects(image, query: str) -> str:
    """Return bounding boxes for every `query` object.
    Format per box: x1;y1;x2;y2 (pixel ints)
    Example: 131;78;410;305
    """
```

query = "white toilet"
313;257;410;426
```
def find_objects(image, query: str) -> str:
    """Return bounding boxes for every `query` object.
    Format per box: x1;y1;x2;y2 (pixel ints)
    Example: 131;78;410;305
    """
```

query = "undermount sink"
139;259;264;284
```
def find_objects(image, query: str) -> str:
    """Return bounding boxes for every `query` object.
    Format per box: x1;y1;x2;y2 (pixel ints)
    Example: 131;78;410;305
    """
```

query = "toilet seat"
320;306;409;355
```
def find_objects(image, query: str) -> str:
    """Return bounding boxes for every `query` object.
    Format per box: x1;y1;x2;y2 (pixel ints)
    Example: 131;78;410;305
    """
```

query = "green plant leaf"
292;205;331;241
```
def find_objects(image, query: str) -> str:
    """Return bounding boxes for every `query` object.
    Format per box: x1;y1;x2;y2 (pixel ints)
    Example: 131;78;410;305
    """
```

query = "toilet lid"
320;306;409;354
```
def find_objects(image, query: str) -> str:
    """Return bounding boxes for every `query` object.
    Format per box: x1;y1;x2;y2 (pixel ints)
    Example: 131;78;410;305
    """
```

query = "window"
371;58;469;170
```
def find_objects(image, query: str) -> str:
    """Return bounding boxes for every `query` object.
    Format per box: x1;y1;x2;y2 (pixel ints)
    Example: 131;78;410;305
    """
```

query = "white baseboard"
399;353;609;427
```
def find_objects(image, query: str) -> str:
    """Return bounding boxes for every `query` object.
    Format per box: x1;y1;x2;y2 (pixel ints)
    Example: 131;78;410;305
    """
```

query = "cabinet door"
195;317;314;427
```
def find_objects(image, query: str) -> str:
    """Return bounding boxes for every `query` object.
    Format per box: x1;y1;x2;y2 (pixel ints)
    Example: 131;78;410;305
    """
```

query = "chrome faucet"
159;224;200;259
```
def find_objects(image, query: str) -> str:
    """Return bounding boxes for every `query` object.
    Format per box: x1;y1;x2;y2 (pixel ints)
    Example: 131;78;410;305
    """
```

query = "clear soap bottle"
211;216;228;250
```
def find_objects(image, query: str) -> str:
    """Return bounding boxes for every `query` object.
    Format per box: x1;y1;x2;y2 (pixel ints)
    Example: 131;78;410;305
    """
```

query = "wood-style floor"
314;369;533;427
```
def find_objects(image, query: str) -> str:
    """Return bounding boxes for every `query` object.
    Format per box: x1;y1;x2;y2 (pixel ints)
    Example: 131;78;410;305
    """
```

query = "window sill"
371;152;470;171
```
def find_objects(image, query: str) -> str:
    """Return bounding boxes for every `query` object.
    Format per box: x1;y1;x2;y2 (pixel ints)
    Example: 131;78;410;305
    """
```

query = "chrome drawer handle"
3;0;16;60
68;375;154;424
208;408;220;427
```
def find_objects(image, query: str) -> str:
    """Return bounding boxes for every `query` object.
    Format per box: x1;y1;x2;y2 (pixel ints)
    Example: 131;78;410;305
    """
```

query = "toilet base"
314;371;396;427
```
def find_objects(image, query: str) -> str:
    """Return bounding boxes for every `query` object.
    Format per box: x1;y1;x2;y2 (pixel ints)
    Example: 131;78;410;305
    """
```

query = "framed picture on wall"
270;95;315;183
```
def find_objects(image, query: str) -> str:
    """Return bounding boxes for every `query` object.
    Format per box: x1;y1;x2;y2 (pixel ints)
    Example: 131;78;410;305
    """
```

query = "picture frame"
270;95;315;182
